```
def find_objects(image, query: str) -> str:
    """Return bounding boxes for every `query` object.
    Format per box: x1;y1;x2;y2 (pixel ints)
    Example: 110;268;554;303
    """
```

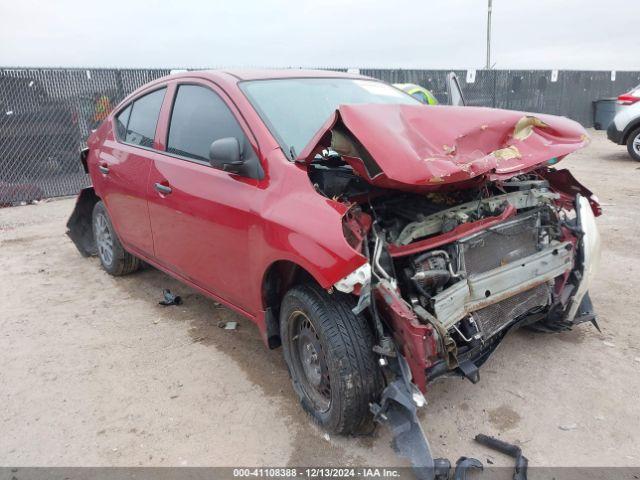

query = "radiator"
459;212;550;338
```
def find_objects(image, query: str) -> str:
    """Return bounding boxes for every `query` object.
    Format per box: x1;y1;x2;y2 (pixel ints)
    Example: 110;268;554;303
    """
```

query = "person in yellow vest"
91;93;112;129
394;83;438;105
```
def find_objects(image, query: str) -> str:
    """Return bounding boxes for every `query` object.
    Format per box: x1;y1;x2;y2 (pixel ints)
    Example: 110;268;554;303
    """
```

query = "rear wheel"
627;127;640;161
92;201;140;276
280;284;382;435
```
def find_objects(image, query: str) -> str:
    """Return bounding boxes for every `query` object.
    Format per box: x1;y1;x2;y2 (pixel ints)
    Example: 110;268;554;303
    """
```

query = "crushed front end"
340;175;601;391
301;104;601;477
334;170;600;479
300;104;602;393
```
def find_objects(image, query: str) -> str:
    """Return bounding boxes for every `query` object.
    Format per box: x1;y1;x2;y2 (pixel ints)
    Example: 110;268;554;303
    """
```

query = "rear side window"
167;84;246;161
123;88;166;148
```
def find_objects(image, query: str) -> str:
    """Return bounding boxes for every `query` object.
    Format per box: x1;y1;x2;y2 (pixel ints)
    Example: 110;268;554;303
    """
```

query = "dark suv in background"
0;75;81;203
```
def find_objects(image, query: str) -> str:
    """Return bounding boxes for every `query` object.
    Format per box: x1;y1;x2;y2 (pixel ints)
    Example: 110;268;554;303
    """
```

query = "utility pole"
486;0;492;69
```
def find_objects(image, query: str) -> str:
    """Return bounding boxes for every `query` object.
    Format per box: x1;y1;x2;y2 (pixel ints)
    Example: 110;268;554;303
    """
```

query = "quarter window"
167;85;246;161
115;104;131;141
123;88;166;148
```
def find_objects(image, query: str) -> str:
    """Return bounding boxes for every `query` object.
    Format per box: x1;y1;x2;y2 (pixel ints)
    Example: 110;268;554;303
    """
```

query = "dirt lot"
1;131;639;468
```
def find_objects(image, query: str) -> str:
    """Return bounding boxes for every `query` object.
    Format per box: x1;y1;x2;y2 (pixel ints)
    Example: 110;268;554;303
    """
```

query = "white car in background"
607;84;640;161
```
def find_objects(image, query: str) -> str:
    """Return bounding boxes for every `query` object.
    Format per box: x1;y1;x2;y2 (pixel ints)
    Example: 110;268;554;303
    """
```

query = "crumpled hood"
297;104;589;192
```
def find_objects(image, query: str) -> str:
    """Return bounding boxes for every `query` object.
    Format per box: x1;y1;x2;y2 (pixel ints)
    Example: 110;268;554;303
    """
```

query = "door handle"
98;164;109;174
154;182;172;195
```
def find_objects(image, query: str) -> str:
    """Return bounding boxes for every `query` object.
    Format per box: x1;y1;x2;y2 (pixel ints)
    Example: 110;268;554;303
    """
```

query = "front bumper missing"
432;241;574;331
373;197;599;480
373;235;585;480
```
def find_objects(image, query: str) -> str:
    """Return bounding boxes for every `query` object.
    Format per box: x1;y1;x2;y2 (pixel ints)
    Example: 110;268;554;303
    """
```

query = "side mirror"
446;72;466;107
209;137;244;173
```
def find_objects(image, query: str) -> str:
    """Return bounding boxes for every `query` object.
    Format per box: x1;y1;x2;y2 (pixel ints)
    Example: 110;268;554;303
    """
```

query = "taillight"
617;93;640;105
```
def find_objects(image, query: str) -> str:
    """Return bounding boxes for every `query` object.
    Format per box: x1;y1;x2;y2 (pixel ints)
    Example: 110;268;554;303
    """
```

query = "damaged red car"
68;70;601;472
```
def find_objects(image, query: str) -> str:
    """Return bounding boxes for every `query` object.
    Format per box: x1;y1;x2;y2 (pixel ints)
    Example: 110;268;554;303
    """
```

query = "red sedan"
68;69;601;473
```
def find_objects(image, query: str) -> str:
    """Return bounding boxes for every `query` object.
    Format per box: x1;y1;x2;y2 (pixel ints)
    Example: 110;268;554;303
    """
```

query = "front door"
147;83;262;313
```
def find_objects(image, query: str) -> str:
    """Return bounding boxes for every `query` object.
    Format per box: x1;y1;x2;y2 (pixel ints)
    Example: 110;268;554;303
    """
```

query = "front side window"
167;84;246;161
240;78;419;157
123;88;166;148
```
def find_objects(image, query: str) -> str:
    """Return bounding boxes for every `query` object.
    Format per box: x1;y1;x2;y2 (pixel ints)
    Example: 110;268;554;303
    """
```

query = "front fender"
255;162;368;291
259;224;366;291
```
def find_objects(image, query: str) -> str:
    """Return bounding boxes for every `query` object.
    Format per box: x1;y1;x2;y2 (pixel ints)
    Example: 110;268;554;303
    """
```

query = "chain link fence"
1;67;639;205
0;68;170;205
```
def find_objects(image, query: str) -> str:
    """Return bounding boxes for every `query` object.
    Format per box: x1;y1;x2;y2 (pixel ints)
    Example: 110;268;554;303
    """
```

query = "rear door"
147;81;262;313
95;87;166;256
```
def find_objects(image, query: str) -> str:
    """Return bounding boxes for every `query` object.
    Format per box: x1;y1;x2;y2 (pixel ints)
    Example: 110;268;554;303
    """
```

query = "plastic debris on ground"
159;289;182;306
217;321;238;330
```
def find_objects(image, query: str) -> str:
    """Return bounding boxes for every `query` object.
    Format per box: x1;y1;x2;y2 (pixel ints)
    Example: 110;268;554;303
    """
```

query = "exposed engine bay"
300;105;601;478
309;149;599;389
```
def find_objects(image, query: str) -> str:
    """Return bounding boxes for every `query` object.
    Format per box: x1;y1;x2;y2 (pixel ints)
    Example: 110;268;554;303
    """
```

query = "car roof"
118;68;381;116
168;68;373;82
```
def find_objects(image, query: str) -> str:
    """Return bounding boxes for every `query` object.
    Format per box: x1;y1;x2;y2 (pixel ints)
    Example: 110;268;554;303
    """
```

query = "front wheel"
627;127;640;161
280;284;382;435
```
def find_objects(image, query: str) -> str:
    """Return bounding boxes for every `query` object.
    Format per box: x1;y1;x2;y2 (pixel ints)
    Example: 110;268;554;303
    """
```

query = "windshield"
240;78;420;158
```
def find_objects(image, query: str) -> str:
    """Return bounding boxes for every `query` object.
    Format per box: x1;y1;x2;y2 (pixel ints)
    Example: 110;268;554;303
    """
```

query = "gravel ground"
1;131;639;469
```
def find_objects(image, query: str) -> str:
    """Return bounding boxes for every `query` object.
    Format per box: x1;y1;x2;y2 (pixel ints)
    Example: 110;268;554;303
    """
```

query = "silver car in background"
607;83;640;161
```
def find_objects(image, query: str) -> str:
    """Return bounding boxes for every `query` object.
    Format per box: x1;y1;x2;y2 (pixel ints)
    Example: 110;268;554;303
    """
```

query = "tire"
627;127;640;161
280;284;382;435
92;201;140;276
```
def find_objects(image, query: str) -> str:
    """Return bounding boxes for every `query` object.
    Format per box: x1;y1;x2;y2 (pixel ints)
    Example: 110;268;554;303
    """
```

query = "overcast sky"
1;0;638;70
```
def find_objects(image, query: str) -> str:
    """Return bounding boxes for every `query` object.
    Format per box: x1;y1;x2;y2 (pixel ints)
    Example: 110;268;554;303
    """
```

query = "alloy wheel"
95;213;114;267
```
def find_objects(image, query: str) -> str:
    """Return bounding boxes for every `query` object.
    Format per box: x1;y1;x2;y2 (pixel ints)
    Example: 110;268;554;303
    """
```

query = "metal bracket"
370;354;437;479
371;354;482;480
457;360;480;384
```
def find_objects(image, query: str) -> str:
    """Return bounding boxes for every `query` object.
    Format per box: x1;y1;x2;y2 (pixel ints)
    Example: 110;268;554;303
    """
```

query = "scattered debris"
475;434;528;480
217;321;238;330
453;457;483;480
370;353;478;480
323;433;330;442
603;341;615;347
159;289;182;306
559;423;578;431
634;357;640;364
